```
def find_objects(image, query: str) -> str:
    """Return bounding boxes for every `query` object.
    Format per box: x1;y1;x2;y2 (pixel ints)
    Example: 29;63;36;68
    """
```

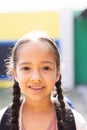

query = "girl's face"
13;40;60;102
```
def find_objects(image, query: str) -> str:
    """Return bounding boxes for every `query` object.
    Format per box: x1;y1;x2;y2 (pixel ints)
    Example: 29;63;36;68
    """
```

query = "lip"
29;85;45;90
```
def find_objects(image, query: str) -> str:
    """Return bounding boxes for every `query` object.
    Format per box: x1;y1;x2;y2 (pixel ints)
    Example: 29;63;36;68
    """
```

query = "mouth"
29;86;44;90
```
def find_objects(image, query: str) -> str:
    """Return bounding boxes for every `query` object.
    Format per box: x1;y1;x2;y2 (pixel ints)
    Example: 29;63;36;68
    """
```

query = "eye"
43;66;51;71
22;66;31;71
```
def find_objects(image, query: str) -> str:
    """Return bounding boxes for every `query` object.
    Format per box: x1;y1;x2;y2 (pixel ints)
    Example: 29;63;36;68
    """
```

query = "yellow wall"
0;12;60;40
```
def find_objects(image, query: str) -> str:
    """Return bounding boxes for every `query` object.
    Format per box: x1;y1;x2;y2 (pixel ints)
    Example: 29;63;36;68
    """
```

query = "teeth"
29;86;44;89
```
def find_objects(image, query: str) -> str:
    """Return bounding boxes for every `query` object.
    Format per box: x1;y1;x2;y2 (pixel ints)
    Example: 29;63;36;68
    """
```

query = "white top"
0;98;87;130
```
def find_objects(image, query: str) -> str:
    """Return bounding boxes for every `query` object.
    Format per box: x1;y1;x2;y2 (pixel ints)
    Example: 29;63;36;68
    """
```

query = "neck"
23;96;54;112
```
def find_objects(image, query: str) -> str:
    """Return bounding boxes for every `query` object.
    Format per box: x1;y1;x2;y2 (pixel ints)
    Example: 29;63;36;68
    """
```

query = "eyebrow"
18;62;31;66
41;61;54;64
19;61;54;66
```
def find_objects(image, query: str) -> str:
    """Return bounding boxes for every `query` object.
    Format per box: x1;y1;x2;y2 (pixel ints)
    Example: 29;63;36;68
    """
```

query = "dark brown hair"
7;31;68;130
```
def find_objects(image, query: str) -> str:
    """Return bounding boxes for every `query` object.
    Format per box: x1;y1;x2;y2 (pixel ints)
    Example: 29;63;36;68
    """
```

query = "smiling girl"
0;31;87;130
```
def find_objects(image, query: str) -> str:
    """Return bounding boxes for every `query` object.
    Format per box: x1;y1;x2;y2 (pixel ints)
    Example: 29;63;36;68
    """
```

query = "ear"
56;72;60;82
12;68;18;82
56;67;60;82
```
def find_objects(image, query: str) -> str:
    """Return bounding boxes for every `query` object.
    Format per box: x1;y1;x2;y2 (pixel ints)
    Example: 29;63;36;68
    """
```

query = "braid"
55;75;69;130
10;80;21;130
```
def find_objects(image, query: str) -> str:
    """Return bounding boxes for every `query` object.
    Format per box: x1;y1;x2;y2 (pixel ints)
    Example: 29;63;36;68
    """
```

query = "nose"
30;69;42;83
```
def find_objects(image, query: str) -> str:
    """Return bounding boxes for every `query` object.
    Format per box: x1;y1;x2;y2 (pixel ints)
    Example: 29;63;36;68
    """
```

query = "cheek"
15;74;27;88
16;69;27;81
18;76;27;85
18;79;27;93
46;73;57;85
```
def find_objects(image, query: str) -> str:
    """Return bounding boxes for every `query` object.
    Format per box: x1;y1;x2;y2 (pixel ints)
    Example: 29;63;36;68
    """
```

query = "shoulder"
0;107;8;122
72;109;87;130
0;106;12;130
52;95;87;130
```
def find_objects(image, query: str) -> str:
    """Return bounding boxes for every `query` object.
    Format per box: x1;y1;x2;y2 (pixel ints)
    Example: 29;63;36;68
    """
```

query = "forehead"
16;40;56;60
17;39;54;54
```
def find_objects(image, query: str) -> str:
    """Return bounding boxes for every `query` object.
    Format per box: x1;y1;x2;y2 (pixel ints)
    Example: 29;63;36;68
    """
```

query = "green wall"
74;11;87;85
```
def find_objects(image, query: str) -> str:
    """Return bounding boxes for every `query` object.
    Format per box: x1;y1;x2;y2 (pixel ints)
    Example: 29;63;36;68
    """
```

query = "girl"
0;31;87;130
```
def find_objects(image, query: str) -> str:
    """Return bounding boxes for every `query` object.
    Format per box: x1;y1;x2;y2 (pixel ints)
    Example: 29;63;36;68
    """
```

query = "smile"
29;86;44;90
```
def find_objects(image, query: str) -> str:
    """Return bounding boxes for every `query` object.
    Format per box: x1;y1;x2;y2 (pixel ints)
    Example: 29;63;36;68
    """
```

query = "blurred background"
0;0;87;122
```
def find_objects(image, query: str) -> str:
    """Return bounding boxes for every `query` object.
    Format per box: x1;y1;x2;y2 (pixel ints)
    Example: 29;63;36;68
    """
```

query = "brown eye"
22;67;30;71
43;66;51;71
44;67;50;70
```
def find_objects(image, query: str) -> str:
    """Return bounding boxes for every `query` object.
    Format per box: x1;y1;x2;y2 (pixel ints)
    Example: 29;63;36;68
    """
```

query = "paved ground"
0;85;87;123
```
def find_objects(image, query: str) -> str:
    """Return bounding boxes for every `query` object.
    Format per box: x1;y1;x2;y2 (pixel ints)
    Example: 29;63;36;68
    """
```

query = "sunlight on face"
13;40;60;101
